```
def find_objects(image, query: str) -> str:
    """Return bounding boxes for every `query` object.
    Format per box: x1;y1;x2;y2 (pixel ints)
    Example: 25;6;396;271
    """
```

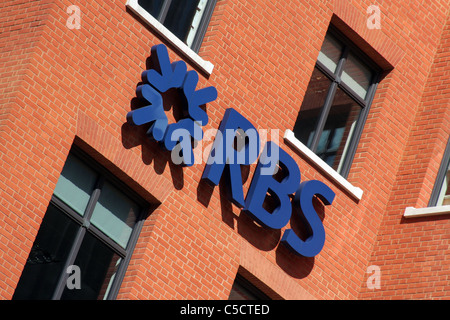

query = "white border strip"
126;0;214;75
404;205;450;218
284;129;363;201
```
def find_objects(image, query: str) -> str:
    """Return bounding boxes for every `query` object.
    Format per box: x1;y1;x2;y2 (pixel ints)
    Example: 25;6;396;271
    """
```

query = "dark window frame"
138;0;217;53
429;138;450;207
15;146;149;300
294;26;382;178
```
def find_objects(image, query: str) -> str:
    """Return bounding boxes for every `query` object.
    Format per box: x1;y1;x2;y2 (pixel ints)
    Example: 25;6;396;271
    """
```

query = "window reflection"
437;162;450;206
293;68;331;147
341;53;373;99
315;87;361;171
317;34;343;73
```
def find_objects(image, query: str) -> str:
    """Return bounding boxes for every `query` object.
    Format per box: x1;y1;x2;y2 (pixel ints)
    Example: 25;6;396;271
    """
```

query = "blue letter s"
281;180;335;257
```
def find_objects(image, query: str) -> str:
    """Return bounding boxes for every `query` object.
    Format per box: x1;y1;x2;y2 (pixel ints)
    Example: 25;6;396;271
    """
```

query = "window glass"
54;154;98;216
292;30;379;178
229;280;260;300
163;0;201;43
315;87;361;172
137;0;164;18
228;276;270;300
341;53;373;99
437;162;450;206
293;68;332;147
13;205;79;300
317;34;343;73
14;151;146;300
134;0;216;52
61;232;122;300
185;0;209;47
90;181;139;248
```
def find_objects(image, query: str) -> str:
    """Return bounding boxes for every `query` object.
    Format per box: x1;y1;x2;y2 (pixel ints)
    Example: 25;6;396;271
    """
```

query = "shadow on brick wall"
196;165;318;279
121;87;185;191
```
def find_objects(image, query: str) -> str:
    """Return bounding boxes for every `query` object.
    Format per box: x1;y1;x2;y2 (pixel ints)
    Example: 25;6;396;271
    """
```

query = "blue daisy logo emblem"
127;44;218;166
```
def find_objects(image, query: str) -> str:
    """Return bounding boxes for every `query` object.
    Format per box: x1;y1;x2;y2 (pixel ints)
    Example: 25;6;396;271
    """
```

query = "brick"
0;0;449;301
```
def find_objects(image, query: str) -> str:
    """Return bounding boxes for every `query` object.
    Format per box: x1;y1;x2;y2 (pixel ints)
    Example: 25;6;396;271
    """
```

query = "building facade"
0;0;449;300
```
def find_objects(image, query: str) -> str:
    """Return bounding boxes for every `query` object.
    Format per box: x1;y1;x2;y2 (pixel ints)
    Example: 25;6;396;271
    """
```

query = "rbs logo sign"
127;44;335;257
201;109;335;257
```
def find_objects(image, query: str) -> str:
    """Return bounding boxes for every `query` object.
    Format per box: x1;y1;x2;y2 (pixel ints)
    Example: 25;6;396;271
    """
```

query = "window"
293;28;381;178
13;150;148;300
136;0;217;52
429;139;450;207
228;274;270;300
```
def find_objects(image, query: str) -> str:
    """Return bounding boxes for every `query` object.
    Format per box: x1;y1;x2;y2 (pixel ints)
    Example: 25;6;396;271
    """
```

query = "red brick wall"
360;13;450;300
0;0;448;300
0;0;60;299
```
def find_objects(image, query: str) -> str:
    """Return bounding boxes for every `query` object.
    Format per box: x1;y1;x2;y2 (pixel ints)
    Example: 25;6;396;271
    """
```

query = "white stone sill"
126;0;214;75
403;205;450;218
284;129;363;201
